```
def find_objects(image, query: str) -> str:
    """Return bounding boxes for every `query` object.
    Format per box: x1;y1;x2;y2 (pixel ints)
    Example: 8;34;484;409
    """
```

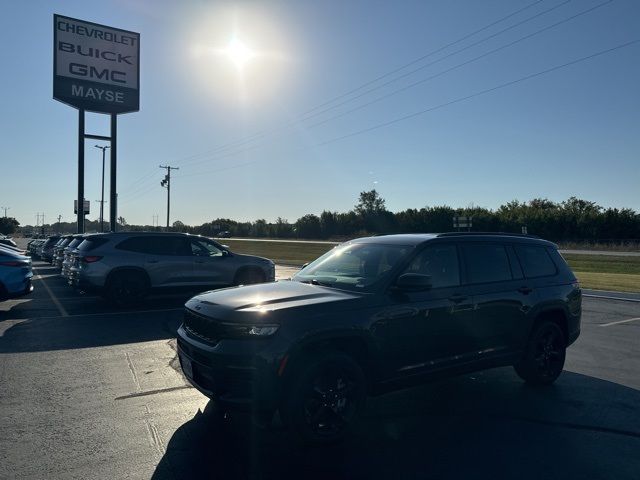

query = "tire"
514;320;566;386
281;352;366;444
234;268;266;286
106;271;149;307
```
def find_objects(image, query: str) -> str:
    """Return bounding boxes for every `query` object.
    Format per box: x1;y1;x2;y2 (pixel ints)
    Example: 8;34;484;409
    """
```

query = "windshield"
292;243;412;292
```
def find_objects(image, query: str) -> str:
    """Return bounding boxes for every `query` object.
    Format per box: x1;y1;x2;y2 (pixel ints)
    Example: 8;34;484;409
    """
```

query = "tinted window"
78;237;109;251
401;244;460;288
515;245;557;278
116;237;153;254
463;244;513;284
191;239;224;257
67;238;83;249
152;237;191;256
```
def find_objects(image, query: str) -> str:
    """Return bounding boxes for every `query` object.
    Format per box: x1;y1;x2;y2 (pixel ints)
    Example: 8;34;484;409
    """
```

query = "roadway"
0;261;639;479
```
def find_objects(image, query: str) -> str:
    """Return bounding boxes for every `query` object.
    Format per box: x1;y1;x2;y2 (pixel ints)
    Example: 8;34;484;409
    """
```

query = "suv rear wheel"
281;352;366;444
514;320;566;385
106;271;149;307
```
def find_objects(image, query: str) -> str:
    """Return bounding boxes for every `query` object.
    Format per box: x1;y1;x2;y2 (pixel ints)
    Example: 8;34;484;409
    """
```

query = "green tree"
0;217;19;235
355;189;386;215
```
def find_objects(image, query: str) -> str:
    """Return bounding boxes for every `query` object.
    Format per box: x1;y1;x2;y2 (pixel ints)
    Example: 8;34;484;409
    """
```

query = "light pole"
95;145;110;232
1;206;9;217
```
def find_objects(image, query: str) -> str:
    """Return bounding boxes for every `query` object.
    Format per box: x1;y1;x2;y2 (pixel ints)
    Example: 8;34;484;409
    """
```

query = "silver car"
61;235;85;279
69;232;275;306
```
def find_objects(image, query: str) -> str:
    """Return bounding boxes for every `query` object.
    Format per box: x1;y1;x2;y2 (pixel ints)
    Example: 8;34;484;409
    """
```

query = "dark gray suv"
70;232;275;305
177;233;581;443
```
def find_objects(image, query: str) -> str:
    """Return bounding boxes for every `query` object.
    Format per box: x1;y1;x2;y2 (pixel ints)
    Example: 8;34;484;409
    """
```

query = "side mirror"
395;273;432;291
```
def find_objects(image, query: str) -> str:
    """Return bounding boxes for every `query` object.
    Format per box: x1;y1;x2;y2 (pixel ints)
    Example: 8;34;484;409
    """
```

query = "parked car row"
32;231;276;306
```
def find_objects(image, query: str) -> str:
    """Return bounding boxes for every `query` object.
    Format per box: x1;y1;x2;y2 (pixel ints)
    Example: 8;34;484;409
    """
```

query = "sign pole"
77;109;85;234
110;114;117;232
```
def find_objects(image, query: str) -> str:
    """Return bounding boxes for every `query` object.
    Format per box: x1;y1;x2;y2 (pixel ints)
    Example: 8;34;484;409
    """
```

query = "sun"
223;38;255;70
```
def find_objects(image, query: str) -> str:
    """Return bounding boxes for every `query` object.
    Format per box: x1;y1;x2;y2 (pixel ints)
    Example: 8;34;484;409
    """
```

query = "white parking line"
599;317;640;327
35;271;69;318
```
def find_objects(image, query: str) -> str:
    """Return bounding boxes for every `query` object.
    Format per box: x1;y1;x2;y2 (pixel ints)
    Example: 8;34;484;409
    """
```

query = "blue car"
0;246;34;301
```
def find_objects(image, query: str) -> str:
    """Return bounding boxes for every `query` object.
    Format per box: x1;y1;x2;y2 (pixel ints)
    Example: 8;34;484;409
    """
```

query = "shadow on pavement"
151;369;640;480
0;304;185;353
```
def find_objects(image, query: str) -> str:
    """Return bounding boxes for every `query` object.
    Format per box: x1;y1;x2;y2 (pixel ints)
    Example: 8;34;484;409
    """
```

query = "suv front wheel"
514;320;566;385
281;352;366;444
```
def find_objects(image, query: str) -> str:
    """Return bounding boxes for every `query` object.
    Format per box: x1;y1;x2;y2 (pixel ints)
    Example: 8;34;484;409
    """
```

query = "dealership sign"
53;14;140;114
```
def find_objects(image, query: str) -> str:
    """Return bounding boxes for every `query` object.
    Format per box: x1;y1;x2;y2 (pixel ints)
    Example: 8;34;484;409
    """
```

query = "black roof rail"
436;232;540;239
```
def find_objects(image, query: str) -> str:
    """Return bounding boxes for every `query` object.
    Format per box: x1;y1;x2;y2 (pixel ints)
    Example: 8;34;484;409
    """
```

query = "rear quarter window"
514;245;557;278
79;237;109;252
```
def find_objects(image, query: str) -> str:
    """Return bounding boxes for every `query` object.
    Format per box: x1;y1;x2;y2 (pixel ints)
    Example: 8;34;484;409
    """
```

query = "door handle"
195;259;205;263
449;294;467;304
517;286;533;295
147;259;159;264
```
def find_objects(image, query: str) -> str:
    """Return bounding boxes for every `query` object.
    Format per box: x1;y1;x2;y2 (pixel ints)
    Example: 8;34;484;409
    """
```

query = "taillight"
82;256;103;263
0;261;28;267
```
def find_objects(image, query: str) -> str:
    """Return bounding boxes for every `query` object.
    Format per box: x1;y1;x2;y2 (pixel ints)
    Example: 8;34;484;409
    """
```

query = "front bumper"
176;324;281;411
2;276;33;300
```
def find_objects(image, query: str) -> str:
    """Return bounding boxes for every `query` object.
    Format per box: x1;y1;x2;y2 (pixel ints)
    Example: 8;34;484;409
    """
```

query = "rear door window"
514;245;557;278
115;237;153;253
463;244;513;284
149;236;191;256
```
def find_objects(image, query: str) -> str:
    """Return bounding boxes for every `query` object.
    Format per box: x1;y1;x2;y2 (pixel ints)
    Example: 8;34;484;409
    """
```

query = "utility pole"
95;200;107;230
159;165;179;230
95;145;110;233
1;206;9;217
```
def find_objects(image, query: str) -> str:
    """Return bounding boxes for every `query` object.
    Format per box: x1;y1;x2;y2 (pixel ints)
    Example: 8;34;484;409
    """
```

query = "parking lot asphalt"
1;260;639;480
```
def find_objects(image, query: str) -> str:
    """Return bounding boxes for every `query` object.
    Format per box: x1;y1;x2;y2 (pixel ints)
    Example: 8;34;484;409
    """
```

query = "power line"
318;39;640;147
174;39;640;179
298;0;574;124
302;0;547;116
125;0;549;177
164;0;617;177
161;0;585;175
306;0;614;130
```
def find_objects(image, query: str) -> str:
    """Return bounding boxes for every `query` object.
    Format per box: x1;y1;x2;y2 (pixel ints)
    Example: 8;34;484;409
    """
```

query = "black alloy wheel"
282;353;366;444
107;271;149;307
515;321;566;385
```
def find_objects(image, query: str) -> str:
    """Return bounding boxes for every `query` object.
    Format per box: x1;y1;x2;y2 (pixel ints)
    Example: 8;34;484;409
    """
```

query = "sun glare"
223;38;255;70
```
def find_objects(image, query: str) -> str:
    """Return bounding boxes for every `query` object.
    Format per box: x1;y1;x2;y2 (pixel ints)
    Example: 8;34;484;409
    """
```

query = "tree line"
180;191;640;242
11;190;640;242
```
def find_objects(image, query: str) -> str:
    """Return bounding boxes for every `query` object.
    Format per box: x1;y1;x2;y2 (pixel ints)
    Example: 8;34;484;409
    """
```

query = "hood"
185;280;362;320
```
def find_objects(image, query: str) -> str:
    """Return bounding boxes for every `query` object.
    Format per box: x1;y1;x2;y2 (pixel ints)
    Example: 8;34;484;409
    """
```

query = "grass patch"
563;254;640;275
223;240;334;265
573;272;640;293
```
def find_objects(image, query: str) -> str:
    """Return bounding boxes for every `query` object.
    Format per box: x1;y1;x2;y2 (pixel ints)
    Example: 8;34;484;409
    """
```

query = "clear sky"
1;0;639;227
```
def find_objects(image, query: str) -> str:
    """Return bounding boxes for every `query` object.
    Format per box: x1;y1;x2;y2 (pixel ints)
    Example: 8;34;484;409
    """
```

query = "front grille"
183;308;235;344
